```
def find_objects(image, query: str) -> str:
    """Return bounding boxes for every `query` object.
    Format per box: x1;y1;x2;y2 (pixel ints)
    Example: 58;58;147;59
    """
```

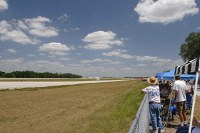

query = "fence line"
128;94;149;133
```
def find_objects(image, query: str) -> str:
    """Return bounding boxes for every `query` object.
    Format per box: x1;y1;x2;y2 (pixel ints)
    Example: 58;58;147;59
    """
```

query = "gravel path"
197;90;200;96
0;80;124;90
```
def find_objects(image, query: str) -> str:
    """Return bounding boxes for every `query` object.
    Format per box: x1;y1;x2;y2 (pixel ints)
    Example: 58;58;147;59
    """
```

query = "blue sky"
0;0;199;77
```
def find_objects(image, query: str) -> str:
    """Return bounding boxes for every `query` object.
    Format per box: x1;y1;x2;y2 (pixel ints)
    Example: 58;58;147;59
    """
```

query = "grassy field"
194;96;200;119
0;80;147;133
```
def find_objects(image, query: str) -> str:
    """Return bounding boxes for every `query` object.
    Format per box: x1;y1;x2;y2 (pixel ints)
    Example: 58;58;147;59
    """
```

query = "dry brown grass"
194;96;200;119
0;80;147;133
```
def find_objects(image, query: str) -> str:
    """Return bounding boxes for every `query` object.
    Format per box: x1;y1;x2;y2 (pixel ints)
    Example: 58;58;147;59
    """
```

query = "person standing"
173;75;187;127
142;77;164;133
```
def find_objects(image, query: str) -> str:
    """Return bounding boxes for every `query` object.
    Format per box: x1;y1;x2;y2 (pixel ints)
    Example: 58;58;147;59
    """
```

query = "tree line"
0;71;82;78
179;32;200;62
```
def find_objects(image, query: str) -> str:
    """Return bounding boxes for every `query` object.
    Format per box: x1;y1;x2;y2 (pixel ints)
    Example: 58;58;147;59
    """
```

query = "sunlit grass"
194;96;200;119
0;80;147;133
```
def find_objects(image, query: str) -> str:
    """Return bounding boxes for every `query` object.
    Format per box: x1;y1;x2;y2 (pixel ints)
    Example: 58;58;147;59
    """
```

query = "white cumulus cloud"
0;16;59;45
103;49;173;66
82;31;123;50
134;0;199;24
24;16;58;37
0;0;8;11
102;49;134;59
0;20;39;44
135;55;172;63
80;58;121;65
8;49;16;53
39;42;71;56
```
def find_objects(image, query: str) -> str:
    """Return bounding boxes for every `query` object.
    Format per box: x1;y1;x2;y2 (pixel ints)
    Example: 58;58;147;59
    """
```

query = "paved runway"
0;80;124;90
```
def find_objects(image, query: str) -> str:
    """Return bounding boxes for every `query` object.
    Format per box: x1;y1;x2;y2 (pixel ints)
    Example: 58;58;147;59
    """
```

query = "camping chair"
169;98;176;120
186;92;193;114
176;126;200;133
160;97;176;122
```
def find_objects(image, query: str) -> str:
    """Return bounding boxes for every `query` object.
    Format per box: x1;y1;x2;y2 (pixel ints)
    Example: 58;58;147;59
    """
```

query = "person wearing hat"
142;76;164;133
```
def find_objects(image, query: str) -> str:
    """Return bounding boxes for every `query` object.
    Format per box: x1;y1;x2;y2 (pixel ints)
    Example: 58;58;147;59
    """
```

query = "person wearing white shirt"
142;77;164;133
173;75;187;127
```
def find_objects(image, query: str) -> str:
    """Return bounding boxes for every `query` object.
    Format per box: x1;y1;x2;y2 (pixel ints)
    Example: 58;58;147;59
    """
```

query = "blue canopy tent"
156;69;196;80
155;71;167;79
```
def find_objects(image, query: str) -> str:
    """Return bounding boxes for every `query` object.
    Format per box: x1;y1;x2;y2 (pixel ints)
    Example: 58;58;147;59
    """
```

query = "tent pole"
188;72;199;133
165;86;174;133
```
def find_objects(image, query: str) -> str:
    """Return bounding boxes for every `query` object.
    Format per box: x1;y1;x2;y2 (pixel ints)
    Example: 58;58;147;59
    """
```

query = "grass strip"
0;80;148;133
